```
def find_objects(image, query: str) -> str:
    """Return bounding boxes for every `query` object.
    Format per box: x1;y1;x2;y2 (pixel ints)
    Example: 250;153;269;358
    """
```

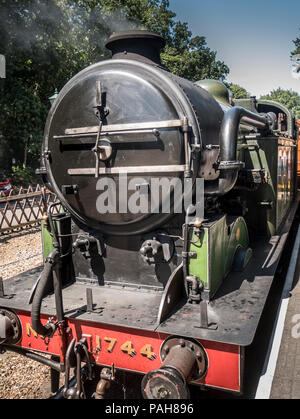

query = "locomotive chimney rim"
105;30;165;66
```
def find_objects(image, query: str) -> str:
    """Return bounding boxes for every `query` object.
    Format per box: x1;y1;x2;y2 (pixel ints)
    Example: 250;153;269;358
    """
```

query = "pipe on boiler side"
205;106;271;196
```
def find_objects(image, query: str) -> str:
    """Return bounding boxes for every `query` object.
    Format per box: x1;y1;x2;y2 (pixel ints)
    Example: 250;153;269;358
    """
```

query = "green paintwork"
189;215;251;300
239;137;295;237
41;213;69;261
233;97;296;237
234;99;294;137
258;99;294;138
41;220;54;261
189;227;209;288
195;79;231;105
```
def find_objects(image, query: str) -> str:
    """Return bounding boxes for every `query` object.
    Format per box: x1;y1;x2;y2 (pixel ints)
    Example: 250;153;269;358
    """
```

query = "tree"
225;83;250;100
0;0;77;173
87;0;229;80
291;33;300;57
291;32;300;77
0;0;229;178
161;34;229;81
260;88;300;119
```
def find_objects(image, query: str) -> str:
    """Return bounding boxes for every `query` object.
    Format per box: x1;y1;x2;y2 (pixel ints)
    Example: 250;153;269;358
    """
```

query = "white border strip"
255;224;300;399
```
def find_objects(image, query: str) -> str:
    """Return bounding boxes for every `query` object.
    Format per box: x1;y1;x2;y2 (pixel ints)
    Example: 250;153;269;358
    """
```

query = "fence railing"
0;185;60;234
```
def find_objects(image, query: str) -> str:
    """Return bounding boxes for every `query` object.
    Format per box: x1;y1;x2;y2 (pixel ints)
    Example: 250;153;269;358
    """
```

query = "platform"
254;220;300;399
270;237;300;399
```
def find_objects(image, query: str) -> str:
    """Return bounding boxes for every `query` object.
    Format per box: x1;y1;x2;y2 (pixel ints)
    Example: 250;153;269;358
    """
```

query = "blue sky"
169;0;300;97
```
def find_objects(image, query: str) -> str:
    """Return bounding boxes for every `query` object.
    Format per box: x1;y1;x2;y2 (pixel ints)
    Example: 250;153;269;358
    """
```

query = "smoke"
0;0;144;54
84;5;145;50
0;0;66;52
97;7;143;33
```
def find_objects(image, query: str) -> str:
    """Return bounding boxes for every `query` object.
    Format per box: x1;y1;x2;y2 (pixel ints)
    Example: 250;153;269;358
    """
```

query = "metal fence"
0;185;59;234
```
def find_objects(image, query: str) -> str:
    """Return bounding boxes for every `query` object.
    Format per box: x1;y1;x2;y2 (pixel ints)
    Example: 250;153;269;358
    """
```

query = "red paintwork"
15;309;241;392
0;178;12;196
296;120;300;187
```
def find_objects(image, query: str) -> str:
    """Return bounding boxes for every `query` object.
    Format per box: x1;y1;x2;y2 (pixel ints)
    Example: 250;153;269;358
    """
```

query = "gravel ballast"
0;227;142;399
0;353;51;399
0;227;52;399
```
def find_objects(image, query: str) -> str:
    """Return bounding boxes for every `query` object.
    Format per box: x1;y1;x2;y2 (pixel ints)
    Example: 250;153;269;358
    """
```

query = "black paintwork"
71;216;184;288
44;58;223;235
1;198;297;346
105;30;166;67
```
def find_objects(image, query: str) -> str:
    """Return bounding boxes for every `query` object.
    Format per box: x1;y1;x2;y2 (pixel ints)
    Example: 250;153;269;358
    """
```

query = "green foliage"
10;165;39;186
161;37;229;81
291;33;300;77
292;34;300;56
225;83;250;99
0;80;47;169
260;88;300;119
0;0;229;180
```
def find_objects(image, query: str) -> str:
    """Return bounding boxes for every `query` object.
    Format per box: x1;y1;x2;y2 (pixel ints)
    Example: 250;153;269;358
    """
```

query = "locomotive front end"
0;29;297;400
42;30;226;236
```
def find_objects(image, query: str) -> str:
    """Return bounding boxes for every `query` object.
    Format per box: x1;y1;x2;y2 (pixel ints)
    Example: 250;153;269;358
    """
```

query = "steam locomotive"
0;30;298;399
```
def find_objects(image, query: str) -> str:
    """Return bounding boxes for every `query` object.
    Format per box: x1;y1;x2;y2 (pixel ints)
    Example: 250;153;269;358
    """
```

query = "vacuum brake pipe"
205;106;272;196
31;248;61;337
0;344;61;372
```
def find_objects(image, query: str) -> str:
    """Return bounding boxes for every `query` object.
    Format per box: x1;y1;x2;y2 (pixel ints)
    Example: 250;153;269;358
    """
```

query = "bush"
10;166;39;187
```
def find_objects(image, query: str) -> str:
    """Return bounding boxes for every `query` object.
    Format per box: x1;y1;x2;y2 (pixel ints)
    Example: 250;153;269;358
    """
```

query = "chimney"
105;30;165;67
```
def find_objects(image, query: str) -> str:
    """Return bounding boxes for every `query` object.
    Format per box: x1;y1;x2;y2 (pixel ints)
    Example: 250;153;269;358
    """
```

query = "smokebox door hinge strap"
92;81;111;178
92;120;103;179
93;81;109;122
